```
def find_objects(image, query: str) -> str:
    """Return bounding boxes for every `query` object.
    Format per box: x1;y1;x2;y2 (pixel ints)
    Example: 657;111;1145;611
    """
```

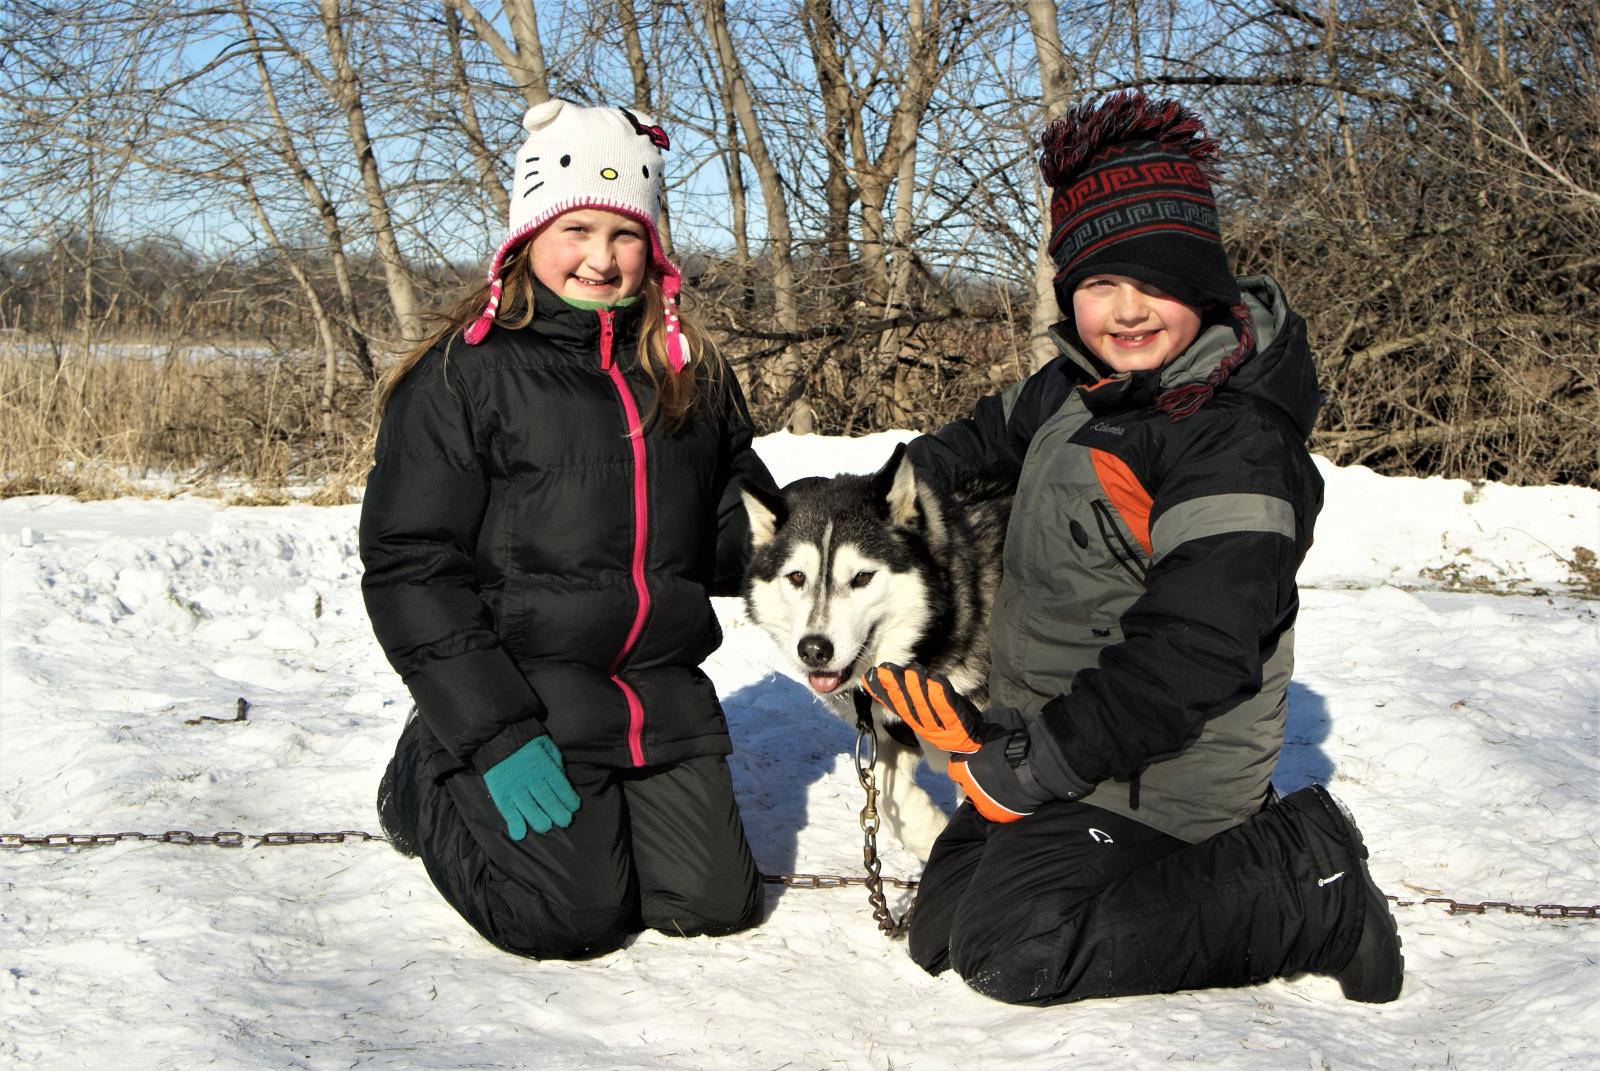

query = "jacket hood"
1205;275;1321;438
1047;274;1321;438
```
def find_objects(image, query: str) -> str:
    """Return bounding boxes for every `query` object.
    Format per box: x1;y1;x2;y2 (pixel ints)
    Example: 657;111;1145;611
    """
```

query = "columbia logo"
1317;872;1346;887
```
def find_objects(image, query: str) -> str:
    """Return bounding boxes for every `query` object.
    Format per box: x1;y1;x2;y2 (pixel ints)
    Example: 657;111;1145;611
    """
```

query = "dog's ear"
877;443;948;544
882;446;919;528
739;478;787;549
871;442;911;514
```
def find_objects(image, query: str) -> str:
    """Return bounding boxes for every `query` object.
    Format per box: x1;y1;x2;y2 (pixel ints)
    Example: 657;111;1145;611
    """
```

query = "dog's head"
740;443;946;699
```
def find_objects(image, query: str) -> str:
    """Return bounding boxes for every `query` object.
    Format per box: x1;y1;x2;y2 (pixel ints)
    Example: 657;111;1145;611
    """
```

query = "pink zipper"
598;309;651;767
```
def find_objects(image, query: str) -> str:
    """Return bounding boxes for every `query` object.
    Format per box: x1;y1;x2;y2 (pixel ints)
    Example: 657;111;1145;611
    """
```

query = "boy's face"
529;208;650;305
1072;274;1203;374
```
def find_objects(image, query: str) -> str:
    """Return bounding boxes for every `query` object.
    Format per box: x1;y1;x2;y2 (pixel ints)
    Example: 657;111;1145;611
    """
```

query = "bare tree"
801;0;856;272
616;0;672;251
1024;0;1075;370
318;0;421;343
443;3;513;226
236;0;374;382
822;0;956;422
1205;0;1599;484
2;0;1592;486
441;0;552;109
695;0;810;430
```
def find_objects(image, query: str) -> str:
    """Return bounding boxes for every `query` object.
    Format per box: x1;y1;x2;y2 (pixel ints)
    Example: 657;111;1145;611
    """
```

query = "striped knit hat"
464;100;685;369
1041;91;1252;419
1042;90;1240;310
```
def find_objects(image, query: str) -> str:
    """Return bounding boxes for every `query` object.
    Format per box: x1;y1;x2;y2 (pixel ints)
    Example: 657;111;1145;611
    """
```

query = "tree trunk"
444;0;550;108
81;140;95;366
238;0;374;381
240;174;343;451
617;0;670;253
318;0;421;345
445;4;511;225
1025;0;1074;371
802;0;853;270
832;0;942;424
698;0;807;431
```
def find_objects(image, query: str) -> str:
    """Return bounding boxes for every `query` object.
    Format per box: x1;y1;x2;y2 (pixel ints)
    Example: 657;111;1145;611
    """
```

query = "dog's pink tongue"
809;672;844;694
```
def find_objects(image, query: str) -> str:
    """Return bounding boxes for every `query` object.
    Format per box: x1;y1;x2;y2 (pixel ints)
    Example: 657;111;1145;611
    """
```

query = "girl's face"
1072;274;1203;373
528;208;650;305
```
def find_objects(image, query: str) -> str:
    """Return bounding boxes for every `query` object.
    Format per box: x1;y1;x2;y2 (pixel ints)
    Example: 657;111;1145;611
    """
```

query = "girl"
361;100;775;959
864;91;1404;1005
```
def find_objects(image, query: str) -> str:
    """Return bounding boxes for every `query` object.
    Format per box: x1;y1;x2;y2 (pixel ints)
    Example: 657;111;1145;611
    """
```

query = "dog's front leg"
873;724;950;861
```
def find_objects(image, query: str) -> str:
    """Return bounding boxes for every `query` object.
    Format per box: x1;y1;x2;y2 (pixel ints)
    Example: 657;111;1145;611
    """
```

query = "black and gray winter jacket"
908;275;1324;843
360;284;774;775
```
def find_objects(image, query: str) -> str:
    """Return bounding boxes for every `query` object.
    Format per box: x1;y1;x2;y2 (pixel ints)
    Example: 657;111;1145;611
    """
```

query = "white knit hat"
464;100;685;369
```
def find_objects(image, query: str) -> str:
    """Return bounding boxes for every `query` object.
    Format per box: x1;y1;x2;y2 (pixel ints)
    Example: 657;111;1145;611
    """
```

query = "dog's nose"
797;636;834;668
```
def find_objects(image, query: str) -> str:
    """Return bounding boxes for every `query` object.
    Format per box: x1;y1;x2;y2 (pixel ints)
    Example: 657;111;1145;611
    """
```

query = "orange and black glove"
862;663;1068;823
860;662;991;755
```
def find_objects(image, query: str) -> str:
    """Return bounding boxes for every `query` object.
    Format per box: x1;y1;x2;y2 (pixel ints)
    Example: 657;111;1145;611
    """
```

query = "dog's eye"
849;571;876;589
785;571;806;588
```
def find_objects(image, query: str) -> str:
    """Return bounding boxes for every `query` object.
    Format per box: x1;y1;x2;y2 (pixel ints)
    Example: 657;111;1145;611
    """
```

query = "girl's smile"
529;208;649;305
1072;274;1203;373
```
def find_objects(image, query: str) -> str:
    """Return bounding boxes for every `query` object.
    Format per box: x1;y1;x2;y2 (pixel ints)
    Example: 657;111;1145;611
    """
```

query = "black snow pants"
382;714;764;959
908;785;1363;1005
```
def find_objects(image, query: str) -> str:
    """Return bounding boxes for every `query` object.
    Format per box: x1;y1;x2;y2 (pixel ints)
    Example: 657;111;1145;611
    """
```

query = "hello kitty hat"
463;100;685;369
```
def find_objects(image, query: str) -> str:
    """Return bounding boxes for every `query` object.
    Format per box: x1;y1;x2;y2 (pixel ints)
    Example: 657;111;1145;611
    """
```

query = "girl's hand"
483;736;581;839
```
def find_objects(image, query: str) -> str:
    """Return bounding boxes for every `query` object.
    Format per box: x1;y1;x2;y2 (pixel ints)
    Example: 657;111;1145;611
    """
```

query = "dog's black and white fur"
741;443;1010;858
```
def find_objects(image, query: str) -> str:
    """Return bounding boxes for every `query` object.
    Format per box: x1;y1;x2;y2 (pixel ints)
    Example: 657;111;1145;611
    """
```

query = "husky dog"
740;443;1010;858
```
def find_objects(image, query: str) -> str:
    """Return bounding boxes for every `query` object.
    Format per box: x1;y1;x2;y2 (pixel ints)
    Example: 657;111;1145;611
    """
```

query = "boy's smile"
1072;274;1203;373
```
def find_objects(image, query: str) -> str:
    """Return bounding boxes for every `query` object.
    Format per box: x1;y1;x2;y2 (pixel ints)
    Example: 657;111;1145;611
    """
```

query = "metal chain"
3;829;1593;921
761;872;919;891
852;723;914;937
0;830;916;888
1382;895;1599;919
0;830;384;849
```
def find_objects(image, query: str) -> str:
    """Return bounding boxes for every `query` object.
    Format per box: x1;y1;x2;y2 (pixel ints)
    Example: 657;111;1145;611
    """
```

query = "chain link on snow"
1382;896;1599;919
3;828;1593;920
0;830;383;849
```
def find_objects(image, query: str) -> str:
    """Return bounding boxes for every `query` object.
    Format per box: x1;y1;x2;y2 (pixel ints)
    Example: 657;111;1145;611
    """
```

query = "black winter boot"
376;762;419;858
376;708;423;858
1314;787;1404;1002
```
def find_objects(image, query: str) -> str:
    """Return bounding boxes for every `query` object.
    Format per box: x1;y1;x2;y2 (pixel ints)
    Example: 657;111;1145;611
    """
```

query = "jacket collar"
1047;275;1318;433
529;279;644;348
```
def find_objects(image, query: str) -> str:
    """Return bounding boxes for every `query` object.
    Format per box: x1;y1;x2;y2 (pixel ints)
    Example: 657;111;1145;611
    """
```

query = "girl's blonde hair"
376;243;724;432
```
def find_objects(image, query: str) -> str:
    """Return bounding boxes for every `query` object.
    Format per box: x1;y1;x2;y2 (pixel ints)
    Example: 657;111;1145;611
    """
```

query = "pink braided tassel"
663;276;686;372
463;279;503;346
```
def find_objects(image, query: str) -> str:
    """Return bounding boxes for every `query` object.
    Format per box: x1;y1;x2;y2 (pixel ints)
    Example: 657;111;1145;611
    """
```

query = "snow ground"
1;432;1596;1070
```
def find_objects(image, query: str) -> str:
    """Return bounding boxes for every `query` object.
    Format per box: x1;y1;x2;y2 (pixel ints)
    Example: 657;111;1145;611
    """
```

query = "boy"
864;91;1404;1005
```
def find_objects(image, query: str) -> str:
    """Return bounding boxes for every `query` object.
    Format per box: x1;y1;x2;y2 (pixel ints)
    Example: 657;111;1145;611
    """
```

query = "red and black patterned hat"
1041;90;1240;312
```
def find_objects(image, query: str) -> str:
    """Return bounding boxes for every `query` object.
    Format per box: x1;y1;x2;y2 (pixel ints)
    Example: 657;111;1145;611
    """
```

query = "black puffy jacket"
360;284;774;773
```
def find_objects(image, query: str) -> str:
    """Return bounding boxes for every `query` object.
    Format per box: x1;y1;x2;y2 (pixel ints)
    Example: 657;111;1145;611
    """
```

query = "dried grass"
0;342;375;502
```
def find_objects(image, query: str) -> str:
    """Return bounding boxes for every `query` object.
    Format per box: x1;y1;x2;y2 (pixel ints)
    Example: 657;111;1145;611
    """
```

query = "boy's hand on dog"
483;735;581;840
865;661;1095;823
861;663;990;754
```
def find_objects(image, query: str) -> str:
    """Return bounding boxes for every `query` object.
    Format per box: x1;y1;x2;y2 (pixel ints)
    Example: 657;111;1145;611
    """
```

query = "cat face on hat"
508;101;670;249
464;100;687;368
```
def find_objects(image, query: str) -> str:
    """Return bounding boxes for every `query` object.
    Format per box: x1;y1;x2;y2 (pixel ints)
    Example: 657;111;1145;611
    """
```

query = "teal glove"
482;736;581;840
